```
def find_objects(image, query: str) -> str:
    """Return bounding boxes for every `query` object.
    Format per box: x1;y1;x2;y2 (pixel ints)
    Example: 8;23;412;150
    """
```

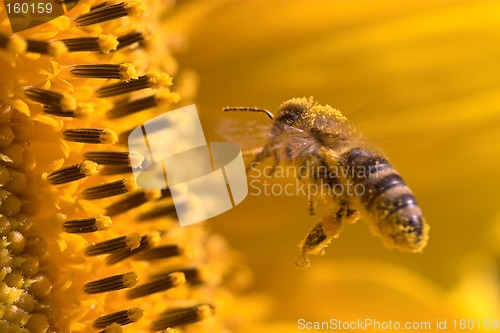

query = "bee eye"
277;111;301;124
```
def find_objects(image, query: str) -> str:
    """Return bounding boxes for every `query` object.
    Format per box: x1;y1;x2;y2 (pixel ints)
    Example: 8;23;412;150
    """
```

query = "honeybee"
223;97;429;268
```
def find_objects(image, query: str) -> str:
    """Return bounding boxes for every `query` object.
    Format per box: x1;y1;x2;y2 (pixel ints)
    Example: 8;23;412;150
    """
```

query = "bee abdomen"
342;148;411;207
372;173;405;194
342;148;428;251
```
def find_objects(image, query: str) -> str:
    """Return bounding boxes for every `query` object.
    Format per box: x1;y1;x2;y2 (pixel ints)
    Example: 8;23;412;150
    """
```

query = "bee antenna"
223;106;274;120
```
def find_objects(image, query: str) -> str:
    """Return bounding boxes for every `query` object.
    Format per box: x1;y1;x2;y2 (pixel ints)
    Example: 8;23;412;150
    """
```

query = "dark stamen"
99;166;135;175
116;31;145;49
24;87;76;110
96;72;171;97
126;272;185;299
47;161;98;185
0;35;26;53
151;304;214;331
137;202;177;221
63;215;112;233
63;128;118;144
25;40;67;56
106;231;159;265
93;308;143;329
133;244;183;261
70;63;137;81
60;35;118;53
82;178;137;200
85;233;141;256
150;267;206;285
84;151;143;167
106;91;179;119
84;272;137;294
43;103;94;118
105;191;159;216
75;1;144;27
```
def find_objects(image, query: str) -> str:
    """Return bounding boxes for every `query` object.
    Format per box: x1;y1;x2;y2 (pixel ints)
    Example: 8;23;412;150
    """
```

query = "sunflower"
0;1;260;332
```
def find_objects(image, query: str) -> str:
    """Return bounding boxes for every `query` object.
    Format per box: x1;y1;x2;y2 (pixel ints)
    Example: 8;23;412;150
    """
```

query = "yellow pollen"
155;89;181;104
147;71;173;88
121;272;138;288
127;307;144;322
99;34;119;53
119;63;138;82
197;305;214;320
99;129;119;144
146;230;161;247
7;36;26;53
124;0;145;17
128;151;144;168
79;160;99;177
104;323;123;333
170;272;186;287
60;95;77;112
74;102;94;118
123;177;138;193
124;233;141;250
47;41;68;57
95;215;112;231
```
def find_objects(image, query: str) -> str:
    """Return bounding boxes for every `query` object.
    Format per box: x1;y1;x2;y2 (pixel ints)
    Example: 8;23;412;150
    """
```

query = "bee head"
276;97;349;133
275;97;314;127
223;97;351;136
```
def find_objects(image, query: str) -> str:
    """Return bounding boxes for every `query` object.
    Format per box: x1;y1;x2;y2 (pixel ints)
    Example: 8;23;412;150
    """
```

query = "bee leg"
345;207;359;224
241;147;264;159
295;211;343;269
245;143;272;172
295;202;358;269
308;198;316;216
266;150;280;177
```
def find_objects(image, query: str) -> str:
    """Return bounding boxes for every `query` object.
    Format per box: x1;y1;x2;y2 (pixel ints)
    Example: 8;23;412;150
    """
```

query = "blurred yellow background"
166;1;500;331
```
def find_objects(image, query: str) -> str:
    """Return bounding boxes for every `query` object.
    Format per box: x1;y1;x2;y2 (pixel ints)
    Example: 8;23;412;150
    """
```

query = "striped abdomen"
341;147;429;252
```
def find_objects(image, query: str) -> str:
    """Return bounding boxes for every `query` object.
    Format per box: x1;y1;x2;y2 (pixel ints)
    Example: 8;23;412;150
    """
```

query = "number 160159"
5;2;53;14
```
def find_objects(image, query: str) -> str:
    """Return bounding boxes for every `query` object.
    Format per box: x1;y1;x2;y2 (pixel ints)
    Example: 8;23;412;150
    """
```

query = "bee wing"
216;118;319;162
270;123;321;160
215;117;273;151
